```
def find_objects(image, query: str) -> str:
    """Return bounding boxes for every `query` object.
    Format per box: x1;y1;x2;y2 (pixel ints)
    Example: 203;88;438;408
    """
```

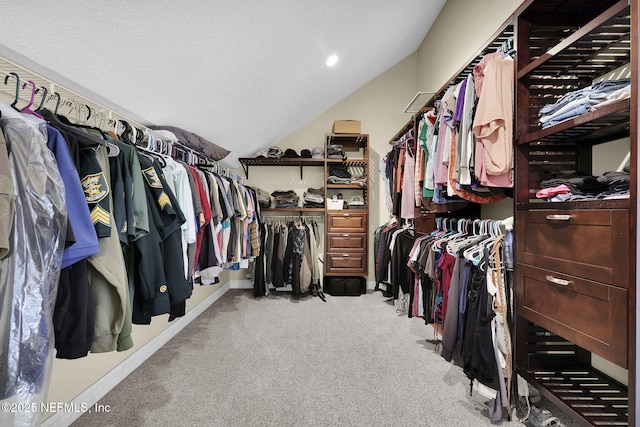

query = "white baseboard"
232;279;375;290
42;281;232;427
229;279;253;289
227;279;376;291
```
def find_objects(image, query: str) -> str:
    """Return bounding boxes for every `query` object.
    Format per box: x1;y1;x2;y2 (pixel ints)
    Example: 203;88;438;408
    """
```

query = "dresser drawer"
326;232;366;252
516;209;628;287
326;212;367;232
325;252;367;274
516;264;627;368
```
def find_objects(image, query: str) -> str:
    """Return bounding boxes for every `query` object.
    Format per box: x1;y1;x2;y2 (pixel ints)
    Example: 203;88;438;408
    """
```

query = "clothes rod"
262;214;323;220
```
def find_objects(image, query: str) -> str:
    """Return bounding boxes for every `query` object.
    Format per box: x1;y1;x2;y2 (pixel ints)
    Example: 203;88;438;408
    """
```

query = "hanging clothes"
137;152;192;321
0;80;259;423
385;52;514;213
252;217;321;297
400;144;416;219
84;144;132;352
47;124;99;359
472;56;514;187
0;128;12;260
379;215;514;420
0;114;67;427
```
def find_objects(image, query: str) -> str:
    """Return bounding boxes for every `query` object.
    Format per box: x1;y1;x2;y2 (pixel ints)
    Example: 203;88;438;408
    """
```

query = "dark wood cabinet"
513;0;636;424
325;212;367;233
516;209;629;287
324;252;368;274
325;213;368;276
516;263;628;368
326;232;367;253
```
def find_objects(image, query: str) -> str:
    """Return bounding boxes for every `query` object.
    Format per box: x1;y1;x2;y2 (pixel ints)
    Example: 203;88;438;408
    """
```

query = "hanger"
69;100;81;124
138;146;166;168
84;104;92;124
35;86;48;111
66;105;120;157
136;127;145;146
3;72;21;111
52;92;62;115
498;36;513;53
445;219;476;254
96;111;106;130
40;107;112;151
119;120;147;149
20;80;44;119
463;219;500;266
448;219;477;252
137;130;167;167
20;81;36;110
432;217;457;251
74;103;85;125
118;119;134;143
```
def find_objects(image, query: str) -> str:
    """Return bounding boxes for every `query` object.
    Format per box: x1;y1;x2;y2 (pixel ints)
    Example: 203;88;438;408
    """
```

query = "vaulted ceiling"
0;0;446;166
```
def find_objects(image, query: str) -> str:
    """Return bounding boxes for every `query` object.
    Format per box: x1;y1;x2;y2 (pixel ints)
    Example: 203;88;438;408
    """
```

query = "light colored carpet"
72;290;575;427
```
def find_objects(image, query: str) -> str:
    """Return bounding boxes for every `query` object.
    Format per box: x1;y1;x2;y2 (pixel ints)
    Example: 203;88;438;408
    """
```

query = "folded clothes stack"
327;164;351;184
270;190;299;208
327;144;346;160
327;164;367;186
538;78;630;129
255;188;271;208
303;187;324;208
536;168;630;201
350;175;367;186
349;166;366;186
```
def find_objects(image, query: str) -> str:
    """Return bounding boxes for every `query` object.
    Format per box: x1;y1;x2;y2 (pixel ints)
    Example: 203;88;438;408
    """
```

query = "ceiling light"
326;54;338;67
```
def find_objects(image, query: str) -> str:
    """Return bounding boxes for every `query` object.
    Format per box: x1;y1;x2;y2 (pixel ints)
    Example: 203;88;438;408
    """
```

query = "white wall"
416;0;524;92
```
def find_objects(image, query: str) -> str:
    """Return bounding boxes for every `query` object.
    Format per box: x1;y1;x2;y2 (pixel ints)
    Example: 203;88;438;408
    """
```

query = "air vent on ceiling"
403;91;436;113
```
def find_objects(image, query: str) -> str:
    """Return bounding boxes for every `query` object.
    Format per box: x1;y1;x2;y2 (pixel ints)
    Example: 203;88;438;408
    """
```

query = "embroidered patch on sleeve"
81;172;109;203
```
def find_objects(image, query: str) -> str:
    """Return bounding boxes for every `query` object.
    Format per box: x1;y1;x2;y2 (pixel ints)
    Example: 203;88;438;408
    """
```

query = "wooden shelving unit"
514;0;635;424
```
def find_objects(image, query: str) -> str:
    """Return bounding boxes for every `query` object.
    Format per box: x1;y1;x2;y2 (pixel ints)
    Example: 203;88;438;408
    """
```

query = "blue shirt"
46;125;99;267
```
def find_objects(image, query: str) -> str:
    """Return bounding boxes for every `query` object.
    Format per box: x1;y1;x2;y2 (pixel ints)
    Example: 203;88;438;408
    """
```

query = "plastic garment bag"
0;118;67;427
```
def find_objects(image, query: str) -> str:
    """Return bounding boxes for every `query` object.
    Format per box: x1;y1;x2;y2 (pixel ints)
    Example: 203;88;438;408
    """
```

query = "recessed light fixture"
326;54;338;67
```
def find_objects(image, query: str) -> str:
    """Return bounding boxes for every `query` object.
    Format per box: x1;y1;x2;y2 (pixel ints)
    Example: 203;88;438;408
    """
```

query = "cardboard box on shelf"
332;120;361;134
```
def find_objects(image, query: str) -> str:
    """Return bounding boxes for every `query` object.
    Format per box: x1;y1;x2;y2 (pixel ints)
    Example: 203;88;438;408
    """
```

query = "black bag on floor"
324;276;366;296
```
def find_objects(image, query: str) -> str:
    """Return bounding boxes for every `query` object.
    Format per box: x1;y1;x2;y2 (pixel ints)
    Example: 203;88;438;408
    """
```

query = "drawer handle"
342;213;351;217
545;214;571;221
342;234;351;239
342;254;350;257
545;275;572;287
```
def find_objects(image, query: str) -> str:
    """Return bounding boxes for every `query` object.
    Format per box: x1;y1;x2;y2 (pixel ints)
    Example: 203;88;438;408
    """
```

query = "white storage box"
327;197;344;210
